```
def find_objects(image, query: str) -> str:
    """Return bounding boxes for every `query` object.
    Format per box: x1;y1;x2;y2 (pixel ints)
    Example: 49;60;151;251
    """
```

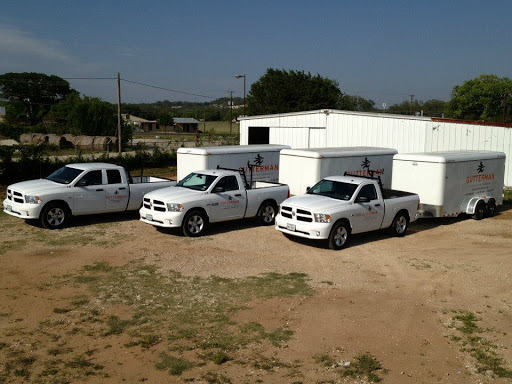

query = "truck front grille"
143;197;166;212
280;205;313;222
7;189;24;204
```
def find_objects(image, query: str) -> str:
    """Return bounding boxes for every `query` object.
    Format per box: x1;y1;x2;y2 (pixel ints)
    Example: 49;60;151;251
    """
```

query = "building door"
248;127;269;144
308;127;326;148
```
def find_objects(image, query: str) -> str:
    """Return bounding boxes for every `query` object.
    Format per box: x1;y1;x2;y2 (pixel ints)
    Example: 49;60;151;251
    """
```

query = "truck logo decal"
345;157;384;177
361;157;371;170
477;161;485;173
254;154;264;166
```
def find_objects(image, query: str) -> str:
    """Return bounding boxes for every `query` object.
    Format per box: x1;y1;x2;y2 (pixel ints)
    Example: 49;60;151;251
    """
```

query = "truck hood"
144;186;207;203
7;179;68;195
282;194;350;212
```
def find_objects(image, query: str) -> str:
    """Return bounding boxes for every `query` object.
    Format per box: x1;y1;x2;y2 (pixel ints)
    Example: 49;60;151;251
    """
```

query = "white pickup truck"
139;168;290;236
275;174;420;250
3;163;175;229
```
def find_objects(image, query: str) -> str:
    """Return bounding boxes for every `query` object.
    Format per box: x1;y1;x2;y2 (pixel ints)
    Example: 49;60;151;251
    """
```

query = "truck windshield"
46;166;84;184
177;172;217;191
307;179;357;201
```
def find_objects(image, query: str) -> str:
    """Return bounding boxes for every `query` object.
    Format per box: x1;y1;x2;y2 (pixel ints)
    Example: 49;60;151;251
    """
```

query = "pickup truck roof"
323;175;374;184
189;169;237;177
64;163;123;171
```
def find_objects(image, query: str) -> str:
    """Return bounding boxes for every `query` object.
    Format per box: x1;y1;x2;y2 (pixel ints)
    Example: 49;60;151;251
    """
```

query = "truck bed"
382;188;418;200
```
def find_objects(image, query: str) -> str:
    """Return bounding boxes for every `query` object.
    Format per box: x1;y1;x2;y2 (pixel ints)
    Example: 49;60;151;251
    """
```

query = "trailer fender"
465;197;486;215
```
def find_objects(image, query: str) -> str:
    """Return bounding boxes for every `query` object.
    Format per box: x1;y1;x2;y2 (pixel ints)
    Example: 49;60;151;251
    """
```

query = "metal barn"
239;109;512;186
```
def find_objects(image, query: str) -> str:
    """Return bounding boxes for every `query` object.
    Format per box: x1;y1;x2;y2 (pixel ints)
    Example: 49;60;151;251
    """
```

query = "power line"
121;78;215;99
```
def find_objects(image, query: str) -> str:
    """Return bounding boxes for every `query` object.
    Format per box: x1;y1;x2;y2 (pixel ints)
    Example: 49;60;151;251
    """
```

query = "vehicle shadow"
43;211;141;229
155;217;264;237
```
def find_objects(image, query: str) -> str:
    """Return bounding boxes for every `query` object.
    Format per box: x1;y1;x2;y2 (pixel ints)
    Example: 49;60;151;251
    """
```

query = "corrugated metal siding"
240;110;512;185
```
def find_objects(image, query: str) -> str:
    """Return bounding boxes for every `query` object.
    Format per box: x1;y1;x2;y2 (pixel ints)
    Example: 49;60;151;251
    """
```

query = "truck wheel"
328;221;350;250
257;201;277;225
486;199;497;217
182;210;207;237
40;203;68;229
472;201;486;220
390;212;409;237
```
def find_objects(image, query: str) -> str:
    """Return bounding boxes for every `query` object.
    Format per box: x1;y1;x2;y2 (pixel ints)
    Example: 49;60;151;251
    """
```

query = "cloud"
0;23;101;74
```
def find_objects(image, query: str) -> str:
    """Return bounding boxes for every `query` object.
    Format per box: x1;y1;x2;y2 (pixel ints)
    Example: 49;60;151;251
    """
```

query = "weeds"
156;354;194;376
341;353;386;382
449;310;512;378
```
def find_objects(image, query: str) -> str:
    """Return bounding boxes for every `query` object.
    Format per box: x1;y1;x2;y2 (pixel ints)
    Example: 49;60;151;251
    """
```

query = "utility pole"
409;94;415;116
229;91;233;134
117;72;122;154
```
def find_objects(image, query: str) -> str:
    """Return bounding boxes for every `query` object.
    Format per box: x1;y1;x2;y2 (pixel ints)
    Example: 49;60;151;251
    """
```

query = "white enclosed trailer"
391;151;506;219
177;145;290;182
279;147;397;196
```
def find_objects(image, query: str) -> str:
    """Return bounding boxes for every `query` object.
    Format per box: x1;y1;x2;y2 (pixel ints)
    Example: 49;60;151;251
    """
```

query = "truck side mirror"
213;186;225;193
356;196;370;203
306;186;310;192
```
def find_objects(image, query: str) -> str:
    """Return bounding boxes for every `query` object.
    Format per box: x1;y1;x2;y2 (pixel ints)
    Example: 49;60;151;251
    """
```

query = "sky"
1;1;511;109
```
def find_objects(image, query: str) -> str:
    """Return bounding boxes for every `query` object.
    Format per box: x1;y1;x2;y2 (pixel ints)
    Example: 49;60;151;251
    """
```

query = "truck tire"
471;201;486;220
257;201;277;225
328;221;350;250
390;212;409;237
486;199;497;217
182;210;207;237
40;203;68;229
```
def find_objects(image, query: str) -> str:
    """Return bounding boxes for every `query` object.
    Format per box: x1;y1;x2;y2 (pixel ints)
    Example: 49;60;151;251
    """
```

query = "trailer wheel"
328;221;350;250
182;210;207;237
257;201;277;225
486;199;497;217
390;212;409;237
40;203;68;229
471;201;486;220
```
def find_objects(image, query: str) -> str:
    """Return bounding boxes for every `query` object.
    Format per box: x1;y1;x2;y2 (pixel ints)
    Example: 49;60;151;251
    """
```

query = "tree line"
1;70;511;141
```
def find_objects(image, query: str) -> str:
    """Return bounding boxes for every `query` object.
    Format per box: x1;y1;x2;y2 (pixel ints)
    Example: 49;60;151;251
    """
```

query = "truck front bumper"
3;199;42;220
139;207;185;228
275;214;331;240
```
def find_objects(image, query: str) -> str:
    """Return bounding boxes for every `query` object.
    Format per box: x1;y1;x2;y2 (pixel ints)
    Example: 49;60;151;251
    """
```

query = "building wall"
239;110;512;185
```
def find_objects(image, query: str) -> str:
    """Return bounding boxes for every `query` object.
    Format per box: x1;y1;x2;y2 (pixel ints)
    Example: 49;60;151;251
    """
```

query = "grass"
449;311;512;378
341;353;386;382
504;189;512;204
0;257;313;381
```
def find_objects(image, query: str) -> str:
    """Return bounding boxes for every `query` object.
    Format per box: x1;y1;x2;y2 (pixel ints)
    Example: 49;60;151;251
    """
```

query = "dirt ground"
1;202;512;383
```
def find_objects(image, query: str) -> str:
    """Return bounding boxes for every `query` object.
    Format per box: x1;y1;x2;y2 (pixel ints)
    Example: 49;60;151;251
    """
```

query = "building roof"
174;118;200;124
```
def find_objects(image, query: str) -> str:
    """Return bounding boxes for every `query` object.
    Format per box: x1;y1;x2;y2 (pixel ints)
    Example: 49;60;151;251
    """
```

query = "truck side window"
215;176;239;192
78;170;103;186
107;169;122;184
357;184;377;201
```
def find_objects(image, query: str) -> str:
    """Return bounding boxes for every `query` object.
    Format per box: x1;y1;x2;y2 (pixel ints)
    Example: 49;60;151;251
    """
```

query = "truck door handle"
374;204;381;207
119;187;126;190
235;194;242;197
96;189;104;192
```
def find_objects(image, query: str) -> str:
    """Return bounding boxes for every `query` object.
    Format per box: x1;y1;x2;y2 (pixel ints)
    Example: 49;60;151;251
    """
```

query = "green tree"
421;99;447;117
0;72;73;125
447;74;512;122
247;68;341;115
49;92;129;141
337;95;376;112
157;112;174;126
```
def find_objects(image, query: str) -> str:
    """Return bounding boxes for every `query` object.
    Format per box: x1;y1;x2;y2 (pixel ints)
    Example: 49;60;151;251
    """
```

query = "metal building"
239;109;512;186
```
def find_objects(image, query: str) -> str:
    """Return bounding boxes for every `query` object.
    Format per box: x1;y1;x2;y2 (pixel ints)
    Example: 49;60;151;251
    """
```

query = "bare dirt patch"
1;206;512;383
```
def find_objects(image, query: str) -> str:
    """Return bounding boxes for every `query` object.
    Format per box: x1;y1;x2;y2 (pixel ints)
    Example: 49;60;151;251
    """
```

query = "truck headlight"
314;213;332;223
25;195;43;204
167;203;184;212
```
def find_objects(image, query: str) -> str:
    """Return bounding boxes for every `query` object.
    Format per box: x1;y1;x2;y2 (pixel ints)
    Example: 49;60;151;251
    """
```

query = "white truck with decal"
275;174;419;250
391;151;506;219
139;167;290;236
3;163;175;229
